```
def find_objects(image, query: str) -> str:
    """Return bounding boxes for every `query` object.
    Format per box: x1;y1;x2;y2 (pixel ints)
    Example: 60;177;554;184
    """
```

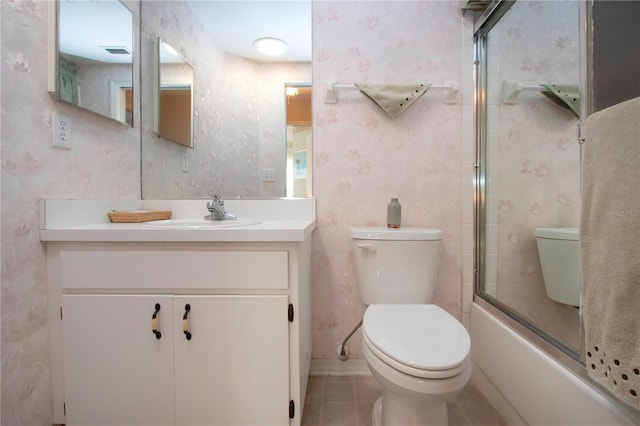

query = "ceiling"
59;0;134;64
186;1;312;62
58;0;312;64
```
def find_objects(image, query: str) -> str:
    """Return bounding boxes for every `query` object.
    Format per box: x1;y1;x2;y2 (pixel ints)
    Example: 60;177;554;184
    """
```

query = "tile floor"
302;375;505;426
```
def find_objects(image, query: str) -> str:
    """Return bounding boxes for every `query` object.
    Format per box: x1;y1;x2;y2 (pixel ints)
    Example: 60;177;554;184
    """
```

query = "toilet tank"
534;227;580;307
350;227;442;305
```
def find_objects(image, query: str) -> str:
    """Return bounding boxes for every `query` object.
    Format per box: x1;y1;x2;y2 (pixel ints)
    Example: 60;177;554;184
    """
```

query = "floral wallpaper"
311;1;464;359
1;1;141;424
140;1;311;199
1;1;473;424
487;0;582;348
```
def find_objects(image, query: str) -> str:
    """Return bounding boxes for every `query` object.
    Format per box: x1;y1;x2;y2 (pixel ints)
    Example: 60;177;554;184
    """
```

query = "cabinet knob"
182;304;192;340
151;303;162;339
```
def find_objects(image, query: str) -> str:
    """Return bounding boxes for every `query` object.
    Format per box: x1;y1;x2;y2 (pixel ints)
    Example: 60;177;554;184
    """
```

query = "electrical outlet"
52;112;72;149
262;168;276;182
181;151;189;172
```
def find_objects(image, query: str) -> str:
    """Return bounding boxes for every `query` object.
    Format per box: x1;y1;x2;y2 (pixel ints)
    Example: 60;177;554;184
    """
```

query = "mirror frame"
53;0;135;126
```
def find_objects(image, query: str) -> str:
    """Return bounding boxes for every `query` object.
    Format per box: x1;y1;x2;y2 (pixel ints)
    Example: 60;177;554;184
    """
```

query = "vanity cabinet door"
173;295;290;426
62;295;176;426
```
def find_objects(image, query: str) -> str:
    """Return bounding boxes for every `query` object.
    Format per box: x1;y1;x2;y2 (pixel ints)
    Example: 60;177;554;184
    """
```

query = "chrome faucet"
205;194;236;220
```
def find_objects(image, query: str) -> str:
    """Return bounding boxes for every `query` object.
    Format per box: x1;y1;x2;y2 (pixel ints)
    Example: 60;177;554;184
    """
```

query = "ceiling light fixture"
253;37;288;56
286;87;299;97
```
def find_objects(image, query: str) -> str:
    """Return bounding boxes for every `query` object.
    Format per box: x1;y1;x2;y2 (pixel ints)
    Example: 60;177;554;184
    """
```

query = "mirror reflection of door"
285;85;312;197
157;39;194;148
159;86;191;147
124;88;133;125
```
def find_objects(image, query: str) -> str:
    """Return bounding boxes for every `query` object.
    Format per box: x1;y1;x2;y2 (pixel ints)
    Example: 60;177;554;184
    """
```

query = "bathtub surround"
581;96;640;409
471;303;638;425
483;0;582;351
471;1;640;423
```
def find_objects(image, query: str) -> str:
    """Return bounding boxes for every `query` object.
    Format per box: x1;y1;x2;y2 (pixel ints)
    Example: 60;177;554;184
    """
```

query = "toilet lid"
363;305;470;373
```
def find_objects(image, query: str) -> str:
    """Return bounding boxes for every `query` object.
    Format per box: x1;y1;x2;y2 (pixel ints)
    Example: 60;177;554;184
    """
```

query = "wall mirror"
157;39;194;148
56;0;134;126
140;1;312;199
475;0;582;355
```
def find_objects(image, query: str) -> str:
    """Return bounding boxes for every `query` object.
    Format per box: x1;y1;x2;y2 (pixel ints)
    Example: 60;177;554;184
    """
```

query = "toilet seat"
363;304;470;379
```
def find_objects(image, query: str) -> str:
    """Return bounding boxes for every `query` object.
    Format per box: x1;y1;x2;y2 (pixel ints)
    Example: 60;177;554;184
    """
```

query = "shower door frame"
473;0;584;361
472;0;640;420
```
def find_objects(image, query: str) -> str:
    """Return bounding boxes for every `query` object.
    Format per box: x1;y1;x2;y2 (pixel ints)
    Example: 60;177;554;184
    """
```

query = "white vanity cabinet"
46;240;312;426
62;294;289;425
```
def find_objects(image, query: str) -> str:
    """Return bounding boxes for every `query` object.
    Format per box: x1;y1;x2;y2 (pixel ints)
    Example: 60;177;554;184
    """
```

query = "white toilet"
351;227;471;426
534;227;581;307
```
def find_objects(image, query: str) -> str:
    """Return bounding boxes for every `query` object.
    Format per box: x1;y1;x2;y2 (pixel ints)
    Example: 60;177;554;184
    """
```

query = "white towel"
354;83;430;119
581;96;640;409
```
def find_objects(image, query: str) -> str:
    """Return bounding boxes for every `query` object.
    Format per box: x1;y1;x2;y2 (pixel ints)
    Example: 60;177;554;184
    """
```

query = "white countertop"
40;199;316;242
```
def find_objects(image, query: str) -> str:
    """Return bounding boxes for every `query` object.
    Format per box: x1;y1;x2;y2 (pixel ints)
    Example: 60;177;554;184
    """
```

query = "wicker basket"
108;210;172;223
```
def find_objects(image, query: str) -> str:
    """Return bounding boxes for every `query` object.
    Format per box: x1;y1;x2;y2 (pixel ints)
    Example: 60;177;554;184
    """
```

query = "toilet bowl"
362;305;471;426
534;227;580;307
350;227;471;425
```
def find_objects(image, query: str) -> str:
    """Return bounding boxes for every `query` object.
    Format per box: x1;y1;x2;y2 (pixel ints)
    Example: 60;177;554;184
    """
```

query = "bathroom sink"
140;219;261;229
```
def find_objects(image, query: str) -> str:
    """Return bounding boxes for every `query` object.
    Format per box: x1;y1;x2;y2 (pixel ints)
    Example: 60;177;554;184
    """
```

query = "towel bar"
324;81;460;104
502;80;548;104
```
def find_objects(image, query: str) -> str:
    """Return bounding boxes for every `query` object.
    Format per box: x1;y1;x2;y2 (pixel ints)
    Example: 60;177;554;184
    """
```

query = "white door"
174;295;290;426
62;294;175;426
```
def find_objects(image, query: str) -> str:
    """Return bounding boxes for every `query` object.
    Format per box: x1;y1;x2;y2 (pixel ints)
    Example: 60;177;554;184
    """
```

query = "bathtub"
470;302;639;425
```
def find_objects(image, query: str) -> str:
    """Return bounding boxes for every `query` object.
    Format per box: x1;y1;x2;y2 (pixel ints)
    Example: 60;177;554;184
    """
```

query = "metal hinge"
289;400;295;419
60;306;63;320
288;304;294;322
578;121;587;145
64;403;66;416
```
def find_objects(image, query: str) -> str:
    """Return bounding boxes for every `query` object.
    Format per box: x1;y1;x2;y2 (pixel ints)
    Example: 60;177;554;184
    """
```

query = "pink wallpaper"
1;1;468;424
1;1;141;424
311;1;464;359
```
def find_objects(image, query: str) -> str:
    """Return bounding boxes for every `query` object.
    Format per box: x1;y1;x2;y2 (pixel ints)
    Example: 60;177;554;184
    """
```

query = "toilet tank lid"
350;227;442;241
534;227;579;240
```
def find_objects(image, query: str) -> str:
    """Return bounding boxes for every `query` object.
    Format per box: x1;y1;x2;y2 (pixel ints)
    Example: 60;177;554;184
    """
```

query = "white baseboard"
310;358;371;376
